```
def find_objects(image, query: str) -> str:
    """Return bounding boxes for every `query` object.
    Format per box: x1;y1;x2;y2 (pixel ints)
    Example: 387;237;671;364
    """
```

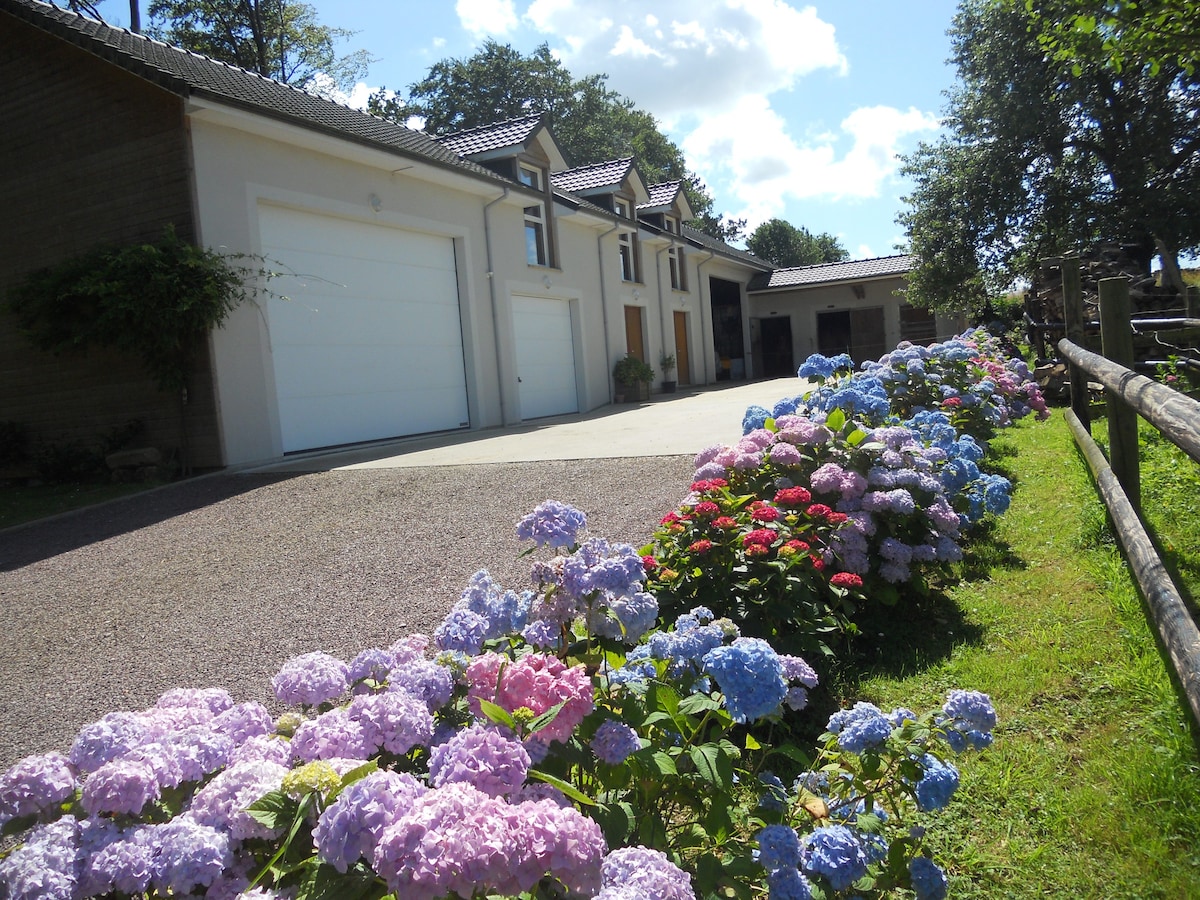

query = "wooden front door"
624;305;645;361
673;311;691;385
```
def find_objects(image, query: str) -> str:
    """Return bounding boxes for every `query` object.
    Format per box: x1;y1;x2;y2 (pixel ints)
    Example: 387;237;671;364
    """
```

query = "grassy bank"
848;410;1200;897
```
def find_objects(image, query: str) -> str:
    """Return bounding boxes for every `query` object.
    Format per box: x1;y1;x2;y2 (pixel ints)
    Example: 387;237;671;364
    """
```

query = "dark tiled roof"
639;180;683;210
1;0;506;185
748;255;913;291
682;226;772;270
436;114;543;156
550;158;633;193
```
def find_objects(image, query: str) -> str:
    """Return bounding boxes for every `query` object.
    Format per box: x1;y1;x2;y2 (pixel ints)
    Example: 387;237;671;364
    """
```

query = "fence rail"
1055;263;1200;729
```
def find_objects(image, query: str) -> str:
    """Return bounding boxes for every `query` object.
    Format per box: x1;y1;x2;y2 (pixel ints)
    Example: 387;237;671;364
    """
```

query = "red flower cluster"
693;501;721;518
750;504;781;523
742;529;778;549
691;478;729;492
806;504;833;520
830;572;864;588
943;396;963;407
688;539;714;554
713;516;738;530
773;486;813;507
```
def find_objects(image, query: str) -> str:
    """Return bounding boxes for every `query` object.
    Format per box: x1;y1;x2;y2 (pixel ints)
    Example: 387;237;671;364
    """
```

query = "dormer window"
616;199;641;283
520;164;550;267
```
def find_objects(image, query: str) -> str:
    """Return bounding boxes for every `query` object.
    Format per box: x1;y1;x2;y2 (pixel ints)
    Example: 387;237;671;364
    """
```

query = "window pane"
526;222;545;266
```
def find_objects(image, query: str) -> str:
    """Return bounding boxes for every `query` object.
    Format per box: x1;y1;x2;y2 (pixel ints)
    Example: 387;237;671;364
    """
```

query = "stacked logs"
1029;243;1186;325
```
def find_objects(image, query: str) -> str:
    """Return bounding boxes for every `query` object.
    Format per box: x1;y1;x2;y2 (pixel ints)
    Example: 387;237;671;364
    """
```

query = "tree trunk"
1155;235;1187;295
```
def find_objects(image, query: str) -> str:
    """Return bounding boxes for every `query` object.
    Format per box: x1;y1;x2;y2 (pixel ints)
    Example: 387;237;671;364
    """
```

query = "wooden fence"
1053;260;1200;728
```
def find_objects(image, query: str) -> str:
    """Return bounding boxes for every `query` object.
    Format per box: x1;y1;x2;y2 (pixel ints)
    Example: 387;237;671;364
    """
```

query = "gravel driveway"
0;456;695;769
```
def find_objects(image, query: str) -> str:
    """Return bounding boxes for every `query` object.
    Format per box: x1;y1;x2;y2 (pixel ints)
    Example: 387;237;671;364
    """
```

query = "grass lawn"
0;480;162;530
845;409;1200;897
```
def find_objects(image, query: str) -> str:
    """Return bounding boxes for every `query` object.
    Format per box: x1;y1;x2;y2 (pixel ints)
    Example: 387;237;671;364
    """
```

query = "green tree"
370;40;743;242
745;218;849;268
147;0;370;92
898;0;1200;312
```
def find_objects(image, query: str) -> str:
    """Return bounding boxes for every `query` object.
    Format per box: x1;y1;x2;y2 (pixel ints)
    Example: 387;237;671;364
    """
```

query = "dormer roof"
550;157;650;209
435;113;569;171
747;255;913;292
638;180;695;221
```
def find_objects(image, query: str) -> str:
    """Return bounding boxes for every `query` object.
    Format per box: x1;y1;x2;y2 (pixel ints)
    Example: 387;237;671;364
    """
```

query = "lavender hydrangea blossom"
428;724;530;798
0;752;78;825
0;817;80;900
147;818;232;894
80;758;161;816
188;759;289;842
348;689;434;755
598;846;696;900
314;770;426;873
516;500;588;549
271;651;350;707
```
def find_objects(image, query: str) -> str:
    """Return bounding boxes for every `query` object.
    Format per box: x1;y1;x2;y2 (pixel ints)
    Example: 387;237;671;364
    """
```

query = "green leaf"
677;692;721;717
529;700;568;734
688;744;730;787
527;769;596;806
476;698;517;731
825;407;846;431
245;790;299;830
296;860;386;900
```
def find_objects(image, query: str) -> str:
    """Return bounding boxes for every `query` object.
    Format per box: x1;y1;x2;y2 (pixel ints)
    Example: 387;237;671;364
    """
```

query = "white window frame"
520;164;550;267
616;199;640;283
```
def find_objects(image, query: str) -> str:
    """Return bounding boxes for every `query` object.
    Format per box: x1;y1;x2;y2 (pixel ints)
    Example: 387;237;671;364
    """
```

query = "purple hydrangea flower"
704;638;787;723
80;823;153;897
599;846;695;900
154;687;234;715
389;658;455;710
80;757;161;816
590;720;642;765
516;500;588;548
802;824;869;891
271;651;349;707
562;538;645;600
348;689;434;755
229;734;292;767
148;818;232;894
433;606;490;655
348;648;396;691
212;702;274;745
168;725;235;783
428;724;530;798
314;770;427;872
290;708;373;763
589;590;659;644
0;817;80;899
0;752;78;825
69;711;153;774
827;702;892;753
189;759;289;841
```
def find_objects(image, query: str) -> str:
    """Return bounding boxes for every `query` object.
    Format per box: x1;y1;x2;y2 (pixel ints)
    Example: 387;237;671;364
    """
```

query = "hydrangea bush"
0;501;997;900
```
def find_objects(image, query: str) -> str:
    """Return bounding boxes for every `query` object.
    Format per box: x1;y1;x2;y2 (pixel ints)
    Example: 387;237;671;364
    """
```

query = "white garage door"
259;205;469;452
512;295;578;419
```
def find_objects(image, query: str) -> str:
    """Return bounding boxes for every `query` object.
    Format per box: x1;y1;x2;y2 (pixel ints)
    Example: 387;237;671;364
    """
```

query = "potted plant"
613;353;655;403
660;352;677;394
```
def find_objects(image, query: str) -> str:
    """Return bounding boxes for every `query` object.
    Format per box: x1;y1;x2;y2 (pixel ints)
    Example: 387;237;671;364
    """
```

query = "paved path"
252;377;805;472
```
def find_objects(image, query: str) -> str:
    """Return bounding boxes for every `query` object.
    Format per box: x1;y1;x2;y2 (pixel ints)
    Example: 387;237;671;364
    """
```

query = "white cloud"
683;97;938;231
456;0;519;35
523;0;847;125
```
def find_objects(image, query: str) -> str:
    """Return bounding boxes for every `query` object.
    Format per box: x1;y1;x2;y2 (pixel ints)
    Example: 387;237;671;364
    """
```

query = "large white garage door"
512;295;578;419
259;205;469;452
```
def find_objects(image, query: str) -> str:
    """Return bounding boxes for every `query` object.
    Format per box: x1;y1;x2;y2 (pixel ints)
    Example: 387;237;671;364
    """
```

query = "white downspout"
695;250;716;384
483;187;510;423
596;221;620;403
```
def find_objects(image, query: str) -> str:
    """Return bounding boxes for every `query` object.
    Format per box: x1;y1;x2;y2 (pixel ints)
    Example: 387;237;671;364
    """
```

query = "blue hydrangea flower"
801;824;869;891
743;404;772;433
914;753;960;811
766;866;814;900
588;590;659;644
433;606;489;655
314;770;426;873
516;500;588;548
388;658;455;711
910;856;949;900
704;638;787;723
827;702;892;753
0;817;80;900
590;720;642;765
757;824;803;869
940;689;997;751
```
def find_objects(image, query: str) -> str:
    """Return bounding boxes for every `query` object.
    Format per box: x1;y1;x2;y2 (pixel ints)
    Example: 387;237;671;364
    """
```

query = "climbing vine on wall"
6;226;261;393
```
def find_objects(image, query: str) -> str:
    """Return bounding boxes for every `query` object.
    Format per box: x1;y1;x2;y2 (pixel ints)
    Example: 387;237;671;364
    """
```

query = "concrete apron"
251;377;807;472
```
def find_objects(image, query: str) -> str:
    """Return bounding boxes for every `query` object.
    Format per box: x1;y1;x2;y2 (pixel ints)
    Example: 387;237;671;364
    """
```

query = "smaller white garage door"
512;295;578;419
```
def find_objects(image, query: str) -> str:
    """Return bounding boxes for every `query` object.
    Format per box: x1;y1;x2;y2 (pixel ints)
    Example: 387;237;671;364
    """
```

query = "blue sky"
98;1;965;260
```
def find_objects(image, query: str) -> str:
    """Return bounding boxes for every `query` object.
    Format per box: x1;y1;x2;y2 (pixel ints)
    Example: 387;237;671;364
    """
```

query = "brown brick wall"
0;13;224;470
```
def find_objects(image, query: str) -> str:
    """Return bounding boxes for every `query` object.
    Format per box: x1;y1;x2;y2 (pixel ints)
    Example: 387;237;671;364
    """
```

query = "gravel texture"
0;457;695;769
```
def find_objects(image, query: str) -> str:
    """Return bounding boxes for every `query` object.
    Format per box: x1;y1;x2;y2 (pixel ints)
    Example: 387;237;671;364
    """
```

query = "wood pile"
1029;243;1186;325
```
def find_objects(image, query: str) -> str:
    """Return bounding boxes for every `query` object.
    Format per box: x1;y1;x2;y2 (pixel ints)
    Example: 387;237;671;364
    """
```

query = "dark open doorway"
758;316;795;377
709;277;745;380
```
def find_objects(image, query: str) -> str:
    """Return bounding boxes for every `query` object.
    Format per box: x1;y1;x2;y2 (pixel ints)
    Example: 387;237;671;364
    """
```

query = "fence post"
1099;276;1140;511
1059;256;1091;429
1187;285;1199;319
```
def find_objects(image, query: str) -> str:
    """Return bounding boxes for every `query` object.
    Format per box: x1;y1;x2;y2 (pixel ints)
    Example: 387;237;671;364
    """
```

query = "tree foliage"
146;0;370;92
745;219;849;268
898;0;1200;312
369;40;744;242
